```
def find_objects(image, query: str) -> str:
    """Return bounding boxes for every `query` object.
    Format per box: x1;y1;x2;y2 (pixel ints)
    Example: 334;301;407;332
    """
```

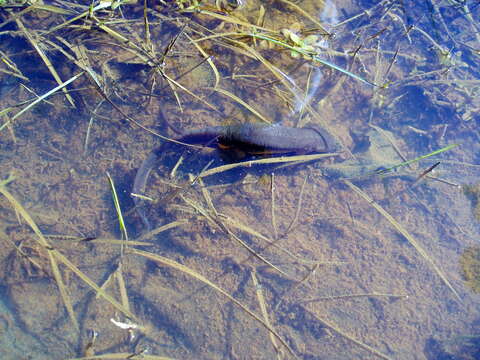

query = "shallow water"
0;0;479;359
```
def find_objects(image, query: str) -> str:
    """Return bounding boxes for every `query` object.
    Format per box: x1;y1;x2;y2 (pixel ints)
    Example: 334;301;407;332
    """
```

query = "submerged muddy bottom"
1;141;479;359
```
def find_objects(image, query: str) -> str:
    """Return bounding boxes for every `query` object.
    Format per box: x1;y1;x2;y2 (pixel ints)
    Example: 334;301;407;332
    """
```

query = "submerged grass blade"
270;173;278;240
220;213;316;265
307;305;393;360
276;0;329;34
303;292;408;303
136;220;189;242
210;87;272;123
0;182;138;321
200;153;336;178
115;263;130;313
251;271;282;357
15;18;75;107
67;353;176;360
0;173;15;187
190;8;271;31
129;248;299;360
249;33;375;86
52;249;138;320
374;144;459;175
44;2;111;35
84;67;201;148
83;238;152;246
344;179;461;302
97;266;116;299
283;174;308;236
0;184;78;330
162;72;218;111
186;34;220;88
106;172;128;253
0;72;84;132
181;195;292;278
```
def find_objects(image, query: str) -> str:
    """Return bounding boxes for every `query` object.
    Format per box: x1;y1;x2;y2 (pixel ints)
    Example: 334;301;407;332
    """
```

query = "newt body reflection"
132;123;331;227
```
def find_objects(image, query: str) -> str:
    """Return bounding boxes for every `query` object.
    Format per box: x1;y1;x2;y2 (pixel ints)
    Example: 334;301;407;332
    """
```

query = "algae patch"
459;245;480;294
462;184;480;221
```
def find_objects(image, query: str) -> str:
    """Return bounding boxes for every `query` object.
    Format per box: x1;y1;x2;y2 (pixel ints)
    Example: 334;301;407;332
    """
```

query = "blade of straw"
344;179;461;302
129;248;299;359
0;183;137;320
200;153;336;178
1;72;84;132
0;184;78;329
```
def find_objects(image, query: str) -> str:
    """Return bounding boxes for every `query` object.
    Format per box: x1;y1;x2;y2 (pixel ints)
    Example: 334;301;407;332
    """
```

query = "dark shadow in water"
424;315;480;360
129;289;197;351
128;140;331;232
1;281;72;357
276;303;327;341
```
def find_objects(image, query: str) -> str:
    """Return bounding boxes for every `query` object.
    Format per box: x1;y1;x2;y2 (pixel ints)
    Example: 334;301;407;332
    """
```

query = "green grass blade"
375;144;460;175
106;172;128;252
249;33;374;86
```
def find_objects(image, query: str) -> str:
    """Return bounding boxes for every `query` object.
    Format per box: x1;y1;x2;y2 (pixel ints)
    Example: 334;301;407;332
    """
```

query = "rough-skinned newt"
132;123;331;227
179;123;329;154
